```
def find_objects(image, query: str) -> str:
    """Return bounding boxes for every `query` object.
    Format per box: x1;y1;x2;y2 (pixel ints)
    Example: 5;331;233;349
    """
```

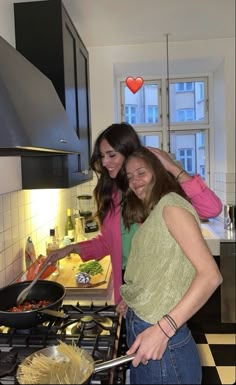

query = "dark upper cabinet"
14;0;92;188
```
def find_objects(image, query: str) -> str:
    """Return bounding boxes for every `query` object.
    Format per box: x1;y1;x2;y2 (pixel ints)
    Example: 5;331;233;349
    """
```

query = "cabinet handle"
59;139;68;143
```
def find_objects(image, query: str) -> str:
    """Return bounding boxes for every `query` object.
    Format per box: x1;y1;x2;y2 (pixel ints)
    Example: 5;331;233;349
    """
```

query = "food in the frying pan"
7;300;52;312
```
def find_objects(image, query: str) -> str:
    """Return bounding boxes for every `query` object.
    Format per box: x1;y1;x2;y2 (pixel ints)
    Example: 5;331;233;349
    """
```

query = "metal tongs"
16;260;52;306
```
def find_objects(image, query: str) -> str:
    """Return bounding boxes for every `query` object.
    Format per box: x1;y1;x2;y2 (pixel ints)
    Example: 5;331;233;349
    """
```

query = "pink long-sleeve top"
79;175;222;304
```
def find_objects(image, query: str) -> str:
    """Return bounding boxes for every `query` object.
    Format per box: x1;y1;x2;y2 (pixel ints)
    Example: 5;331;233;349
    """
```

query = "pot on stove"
0;280;66;329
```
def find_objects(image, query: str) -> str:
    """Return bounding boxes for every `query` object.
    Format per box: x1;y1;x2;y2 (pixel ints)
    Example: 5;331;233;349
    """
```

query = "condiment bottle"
65;208;75;242
46;228;60;276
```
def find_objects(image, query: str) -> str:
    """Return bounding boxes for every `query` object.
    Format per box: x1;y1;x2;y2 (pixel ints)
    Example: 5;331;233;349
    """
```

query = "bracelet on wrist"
157;321;171;339
175;170;185;181
163;314;178;333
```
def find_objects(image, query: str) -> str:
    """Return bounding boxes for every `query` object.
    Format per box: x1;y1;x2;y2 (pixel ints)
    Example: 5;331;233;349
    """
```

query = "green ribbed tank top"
120;192;200;324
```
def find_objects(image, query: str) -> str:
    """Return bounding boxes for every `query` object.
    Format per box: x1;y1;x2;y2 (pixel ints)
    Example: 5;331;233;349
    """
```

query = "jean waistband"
126;307;189;339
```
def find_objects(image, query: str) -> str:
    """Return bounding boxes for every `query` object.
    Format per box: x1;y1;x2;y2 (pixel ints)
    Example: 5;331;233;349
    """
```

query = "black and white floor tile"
193;332;236;384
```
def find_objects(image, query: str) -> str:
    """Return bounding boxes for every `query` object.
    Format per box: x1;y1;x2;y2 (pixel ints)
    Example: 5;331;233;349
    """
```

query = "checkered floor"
193;332;236;384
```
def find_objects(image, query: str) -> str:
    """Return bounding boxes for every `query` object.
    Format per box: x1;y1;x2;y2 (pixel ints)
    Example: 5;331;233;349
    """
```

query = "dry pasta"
17;341;93;384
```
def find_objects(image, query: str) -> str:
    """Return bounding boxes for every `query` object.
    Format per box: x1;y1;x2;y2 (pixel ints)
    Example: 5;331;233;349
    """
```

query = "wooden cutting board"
46;254;111;291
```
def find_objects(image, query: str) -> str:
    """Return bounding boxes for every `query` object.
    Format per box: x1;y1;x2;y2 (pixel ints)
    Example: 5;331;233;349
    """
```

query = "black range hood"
0;35;80;156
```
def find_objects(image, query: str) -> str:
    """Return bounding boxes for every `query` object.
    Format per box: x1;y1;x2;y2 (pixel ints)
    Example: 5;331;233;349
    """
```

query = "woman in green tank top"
119;147;222;385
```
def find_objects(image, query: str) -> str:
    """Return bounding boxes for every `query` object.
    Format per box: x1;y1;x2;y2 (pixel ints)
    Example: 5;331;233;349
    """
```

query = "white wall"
0;0;16;45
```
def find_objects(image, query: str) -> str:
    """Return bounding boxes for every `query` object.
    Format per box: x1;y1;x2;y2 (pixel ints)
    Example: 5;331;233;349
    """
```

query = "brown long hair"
90;123;141;223
122;147;190;228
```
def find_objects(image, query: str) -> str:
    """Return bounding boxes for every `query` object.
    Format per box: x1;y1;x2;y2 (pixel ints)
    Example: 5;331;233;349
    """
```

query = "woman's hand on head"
147;147;182;177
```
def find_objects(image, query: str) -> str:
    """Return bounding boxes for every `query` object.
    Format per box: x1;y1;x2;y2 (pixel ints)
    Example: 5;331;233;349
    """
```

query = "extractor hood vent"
0;35;80;156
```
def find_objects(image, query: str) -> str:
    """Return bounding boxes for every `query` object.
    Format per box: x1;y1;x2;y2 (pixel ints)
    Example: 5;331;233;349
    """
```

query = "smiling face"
100;139;125;179
126;156;154;200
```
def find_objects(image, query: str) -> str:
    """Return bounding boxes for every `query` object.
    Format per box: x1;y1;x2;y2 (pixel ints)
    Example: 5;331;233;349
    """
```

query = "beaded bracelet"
176;170;185;181
157;321;171;339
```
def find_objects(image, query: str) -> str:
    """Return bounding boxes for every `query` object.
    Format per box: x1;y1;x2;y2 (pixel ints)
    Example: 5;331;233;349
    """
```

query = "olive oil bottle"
64;208;75;242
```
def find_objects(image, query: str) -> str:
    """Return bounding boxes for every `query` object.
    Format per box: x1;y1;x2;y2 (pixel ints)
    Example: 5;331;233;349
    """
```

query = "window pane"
169;80;207;123
124;83;159;125
139;135;160;148
170;131;207;180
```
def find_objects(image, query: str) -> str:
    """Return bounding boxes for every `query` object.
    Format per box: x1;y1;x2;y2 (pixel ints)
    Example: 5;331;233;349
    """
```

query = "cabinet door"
76;38;91;176
220;242;236;323
14;0;92;188
63;10;92;183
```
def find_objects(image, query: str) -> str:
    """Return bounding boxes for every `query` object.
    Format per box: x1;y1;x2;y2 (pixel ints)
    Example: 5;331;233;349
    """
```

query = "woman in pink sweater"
47;123;222;304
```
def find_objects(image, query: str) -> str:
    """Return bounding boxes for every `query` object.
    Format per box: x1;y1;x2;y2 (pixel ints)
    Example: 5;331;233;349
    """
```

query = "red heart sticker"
126;77;144;94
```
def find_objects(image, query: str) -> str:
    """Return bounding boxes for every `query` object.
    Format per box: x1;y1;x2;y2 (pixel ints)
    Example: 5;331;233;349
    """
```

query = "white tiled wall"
0;177;97;288
214;171;236;222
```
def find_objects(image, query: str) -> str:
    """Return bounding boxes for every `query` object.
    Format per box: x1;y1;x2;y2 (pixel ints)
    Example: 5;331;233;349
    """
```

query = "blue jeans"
126;308;202;384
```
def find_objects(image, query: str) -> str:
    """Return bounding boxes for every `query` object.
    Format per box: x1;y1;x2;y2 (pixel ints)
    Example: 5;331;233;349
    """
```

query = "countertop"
201;219;235;255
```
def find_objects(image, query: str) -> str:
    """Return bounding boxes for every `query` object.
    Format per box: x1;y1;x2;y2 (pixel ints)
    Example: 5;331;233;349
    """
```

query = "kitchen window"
120;76;210;183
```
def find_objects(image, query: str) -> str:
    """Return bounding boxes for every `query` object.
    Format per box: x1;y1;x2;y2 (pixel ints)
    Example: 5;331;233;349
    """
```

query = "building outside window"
176;108;194;121
125;105;137;124
200;165;205;179
177;148;194;174
147;105;158;123
175;82;194;92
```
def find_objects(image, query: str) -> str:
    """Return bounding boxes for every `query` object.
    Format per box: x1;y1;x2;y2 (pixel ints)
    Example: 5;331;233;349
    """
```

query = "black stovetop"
0;302;123;385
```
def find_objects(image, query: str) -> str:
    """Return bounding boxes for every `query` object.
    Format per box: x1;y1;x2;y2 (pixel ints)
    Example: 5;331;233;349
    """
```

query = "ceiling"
12;0;235;76
61;0;235;47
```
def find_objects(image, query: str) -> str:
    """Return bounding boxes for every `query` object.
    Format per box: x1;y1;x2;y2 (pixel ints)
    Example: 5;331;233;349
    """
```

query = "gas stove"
0;302;128;385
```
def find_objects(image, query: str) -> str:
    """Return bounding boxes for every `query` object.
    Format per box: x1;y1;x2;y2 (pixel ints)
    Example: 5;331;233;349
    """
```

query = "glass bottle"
46;228;60;276
65;208;75;242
